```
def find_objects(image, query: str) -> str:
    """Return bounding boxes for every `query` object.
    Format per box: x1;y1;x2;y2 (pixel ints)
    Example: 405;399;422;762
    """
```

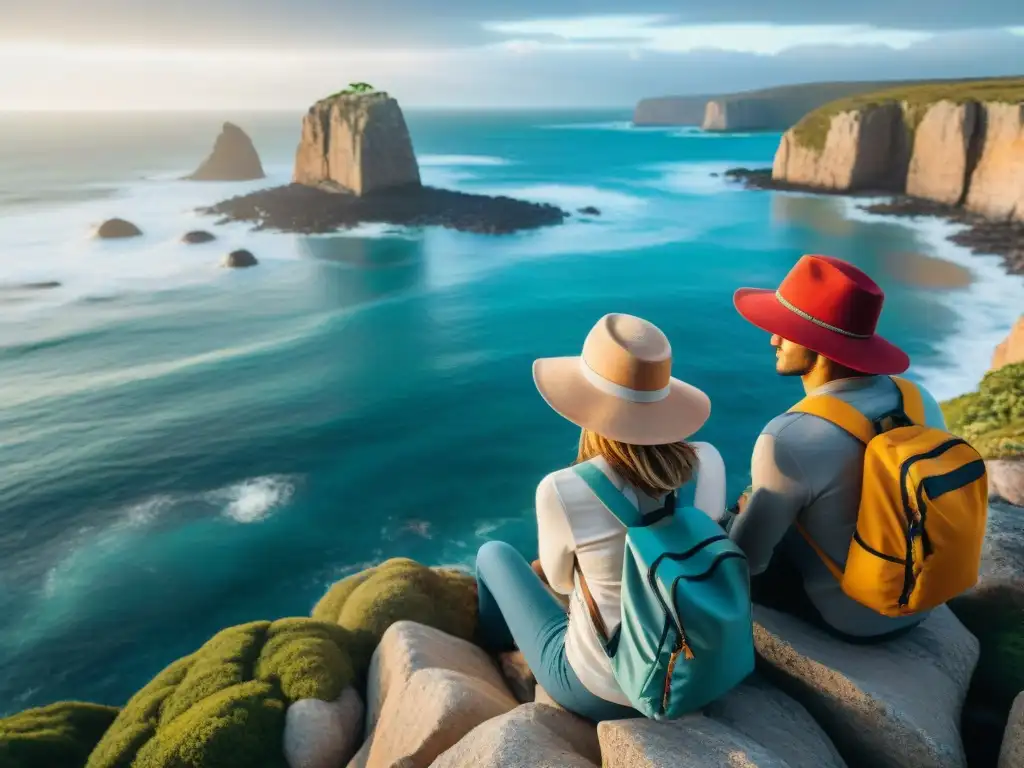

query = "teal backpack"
572;463;755;720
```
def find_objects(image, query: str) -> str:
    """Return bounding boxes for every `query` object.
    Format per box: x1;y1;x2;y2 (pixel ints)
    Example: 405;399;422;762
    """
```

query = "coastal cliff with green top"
770;77;1024;220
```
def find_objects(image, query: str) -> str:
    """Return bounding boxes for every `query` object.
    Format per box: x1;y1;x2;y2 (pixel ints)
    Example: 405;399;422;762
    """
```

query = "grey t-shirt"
725;375;948;638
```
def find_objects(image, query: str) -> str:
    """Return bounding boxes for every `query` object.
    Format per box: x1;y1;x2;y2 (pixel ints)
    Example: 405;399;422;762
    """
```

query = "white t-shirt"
535;442;727;704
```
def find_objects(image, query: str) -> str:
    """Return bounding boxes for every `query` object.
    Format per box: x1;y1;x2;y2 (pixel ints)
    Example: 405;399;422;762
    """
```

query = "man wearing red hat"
726;254;951;641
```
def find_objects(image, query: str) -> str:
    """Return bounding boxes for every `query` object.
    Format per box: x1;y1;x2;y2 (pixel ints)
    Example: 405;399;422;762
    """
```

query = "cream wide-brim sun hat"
532;313;711;446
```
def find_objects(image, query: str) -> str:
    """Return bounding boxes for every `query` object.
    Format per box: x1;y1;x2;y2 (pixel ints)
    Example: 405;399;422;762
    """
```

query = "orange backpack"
790;376;988;617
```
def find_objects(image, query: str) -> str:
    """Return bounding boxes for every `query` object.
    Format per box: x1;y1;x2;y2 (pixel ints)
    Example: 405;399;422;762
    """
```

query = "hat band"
774;291;872;339
579;358;670;403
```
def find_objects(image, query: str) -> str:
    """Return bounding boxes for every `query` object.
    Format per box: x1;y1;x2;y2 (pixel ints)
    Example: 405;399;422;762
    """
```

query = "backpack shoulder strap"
788;393;876;444
571;462;643;527
890;376;926;425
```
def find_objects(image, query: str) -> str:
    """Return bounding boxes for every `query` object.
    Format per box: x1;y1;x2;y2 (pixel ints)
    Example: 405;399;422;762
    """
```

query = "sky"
0;1;1022;110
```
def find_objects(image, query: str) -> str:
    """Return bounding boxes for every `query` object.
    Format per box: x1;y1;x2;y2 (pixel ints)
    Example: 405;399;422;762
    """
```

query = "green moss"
791;77;1024;152
0;702;120;768
6;558;478;768
315;558;478;677
86;618;351;768
941;361;1024;459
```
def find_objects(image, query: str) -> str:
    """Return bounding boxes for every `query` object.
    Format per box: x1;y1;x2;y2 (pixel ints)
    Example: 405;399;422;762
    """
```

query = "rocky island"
187;122;265;182
726;78;1024;275
201;86;567;235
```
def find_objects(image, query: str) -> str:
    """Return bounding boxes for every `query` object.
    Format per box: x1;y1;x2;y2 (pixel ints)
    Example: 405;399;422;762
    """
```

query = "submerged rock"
201;183;567;236
182;230;216;244
221;249;257;268
95;218;142;238
187;122;265;181
577;206;601;216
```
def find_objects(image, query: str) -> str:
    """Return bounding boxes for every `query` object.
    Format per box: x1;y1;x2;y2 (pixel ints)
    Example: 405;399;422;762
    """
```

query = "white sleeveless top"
535;442;727;704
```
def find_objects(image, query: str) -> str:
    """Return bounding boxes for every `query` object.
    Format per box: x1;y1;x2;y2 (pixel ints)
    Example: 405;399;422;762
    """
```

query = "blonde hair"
575;429;699;498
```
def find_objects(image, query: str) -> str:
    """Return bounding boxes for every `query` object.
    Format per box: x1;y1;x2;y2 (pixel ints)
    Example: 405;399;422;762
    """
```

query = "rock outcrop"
95;218;142;239
188;123;266;182
293;92;420;196
988;459;1024;508
187;122;265;181
753;604;979;768
771;102;908;191
221;249;257;268
284;687;364;768
992;316;1024;371
182;230;215;244
999;692;1024;768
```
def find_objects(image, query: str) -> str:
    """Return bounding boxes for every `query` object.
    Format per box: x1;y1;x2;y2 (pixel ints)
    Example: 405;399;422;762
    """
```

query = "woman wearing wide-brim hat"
474;313;727;721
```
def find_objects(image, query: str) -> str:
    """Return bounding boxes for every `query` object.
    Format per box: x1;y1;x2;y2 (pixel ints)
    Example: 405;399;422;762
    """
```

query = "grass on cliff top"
792;77;1024;152
941;361;1024;459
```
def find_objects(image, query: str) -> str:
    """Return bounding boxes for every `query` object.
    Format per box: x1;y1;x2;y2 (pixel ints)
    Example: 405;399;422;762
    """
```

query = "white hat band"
579;357;670;403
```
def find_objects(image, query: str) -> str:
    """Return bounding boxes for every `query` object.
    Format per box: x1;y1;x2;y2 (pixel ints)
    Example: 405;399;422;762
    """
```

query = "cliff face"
964;103;1024;221
992;316;1024;371
771;103;908;191
772;98;1024;222
633;95;713;126
293;92;421;196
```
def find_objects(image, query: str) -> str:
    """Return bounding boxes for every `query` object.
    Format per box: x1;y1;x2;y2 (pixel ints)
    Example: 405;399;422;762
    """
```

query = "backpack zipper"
661;623;694;711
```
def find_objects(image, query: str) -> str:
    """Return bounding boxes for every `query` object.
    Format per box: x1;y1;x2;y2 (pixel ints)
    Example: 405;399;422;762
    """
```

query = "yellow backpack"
790;376;988;617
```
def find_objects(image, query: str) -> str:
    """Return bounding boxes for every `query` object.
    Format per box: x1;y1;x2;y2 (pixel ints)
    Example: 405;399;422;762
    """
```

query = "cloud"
483;18;933;55
1;28;1021;111
2;1;1023;47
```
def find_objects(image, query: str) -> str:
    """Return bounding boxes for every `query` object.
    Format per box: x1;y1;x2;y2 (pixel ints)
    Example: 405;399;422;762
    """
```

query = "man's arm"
728;428;811;576
535;474;576;595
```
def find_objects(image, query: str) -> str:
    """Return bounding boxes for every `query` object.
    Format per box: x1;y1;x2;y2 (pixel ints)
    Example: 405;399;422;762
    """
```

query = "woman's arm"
689;441;727;520
535;474;576;595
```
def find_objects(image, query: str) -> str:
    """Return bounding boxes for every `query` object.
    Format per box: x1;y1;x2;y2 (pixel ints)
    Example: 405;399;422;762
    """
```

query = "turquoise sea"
0;109;1021;714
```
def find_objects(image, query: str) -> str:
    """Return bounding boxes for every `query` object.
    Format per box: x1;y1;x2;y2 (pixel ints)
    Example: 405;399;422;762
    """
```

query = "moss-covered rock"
941;361;1024;459
312;558;477;678
0;702;120;768
85;618;352;768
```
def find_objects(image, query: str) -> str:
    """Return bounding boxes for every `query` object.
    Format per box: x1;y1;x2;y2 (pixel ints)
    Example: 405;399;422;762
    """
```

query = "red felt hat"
733;254;910;375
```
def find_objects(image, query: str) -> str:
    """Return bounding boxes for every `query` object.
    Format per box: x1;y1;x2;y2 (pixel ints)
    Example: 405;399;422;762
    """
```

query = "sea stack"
188;123;265;181
293;87;421;195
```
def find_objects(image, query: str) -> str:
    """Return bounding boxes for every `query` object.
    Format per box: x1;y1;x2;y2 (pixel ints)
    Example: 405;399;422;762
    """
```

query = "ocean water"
0;109;1021;714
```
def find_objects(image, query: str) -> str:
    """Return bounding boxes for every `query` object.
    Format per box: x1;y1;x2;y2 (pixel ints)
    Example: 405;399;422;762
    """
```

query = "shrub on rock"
85;618;352;768
0;702;119;768
312;558;477;678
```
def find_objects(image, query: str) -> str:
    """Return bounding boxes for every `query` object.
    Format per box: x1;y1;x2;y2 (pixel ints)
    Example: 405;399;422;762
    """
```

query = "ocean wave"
540;121;635;132
207;476;295;524
643;162;741;196
418;155;511;167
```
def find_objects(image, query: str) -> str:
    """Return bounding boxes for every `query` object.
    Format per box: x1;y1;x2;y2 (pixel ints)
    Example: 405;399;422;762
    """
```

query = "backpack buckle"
873;410;914;434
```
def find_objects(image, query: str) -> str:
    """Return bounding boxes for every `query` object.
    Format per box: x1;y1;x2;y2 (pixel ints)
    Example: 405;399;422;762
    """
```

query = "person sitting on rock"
725;254;981;643
475;313;728;721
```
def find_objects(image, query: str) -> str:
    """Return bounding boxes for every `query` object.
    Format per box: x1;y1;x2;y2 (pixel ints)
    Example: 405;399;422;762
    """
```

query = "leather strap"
789;393;876;444
574;556;609;642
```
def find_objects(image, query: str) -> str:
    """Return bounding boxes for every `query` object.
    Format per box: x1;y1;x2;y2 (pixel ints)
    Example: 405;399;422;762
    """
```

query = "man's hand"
733;487;752;515
531;559;549;585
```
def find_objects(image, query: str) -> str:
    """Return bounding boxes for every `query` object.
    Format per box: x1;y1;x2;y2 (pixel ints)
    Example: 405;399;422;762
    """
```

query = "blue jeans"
475;540;638;722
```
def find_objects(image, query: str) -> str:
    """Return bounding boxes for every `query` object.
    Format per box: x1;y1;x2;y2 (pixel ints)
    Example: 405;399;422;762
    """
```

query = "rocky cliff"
293;91;421;196
771;80;1024;223
993;316;1024;371
632;95;714;126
